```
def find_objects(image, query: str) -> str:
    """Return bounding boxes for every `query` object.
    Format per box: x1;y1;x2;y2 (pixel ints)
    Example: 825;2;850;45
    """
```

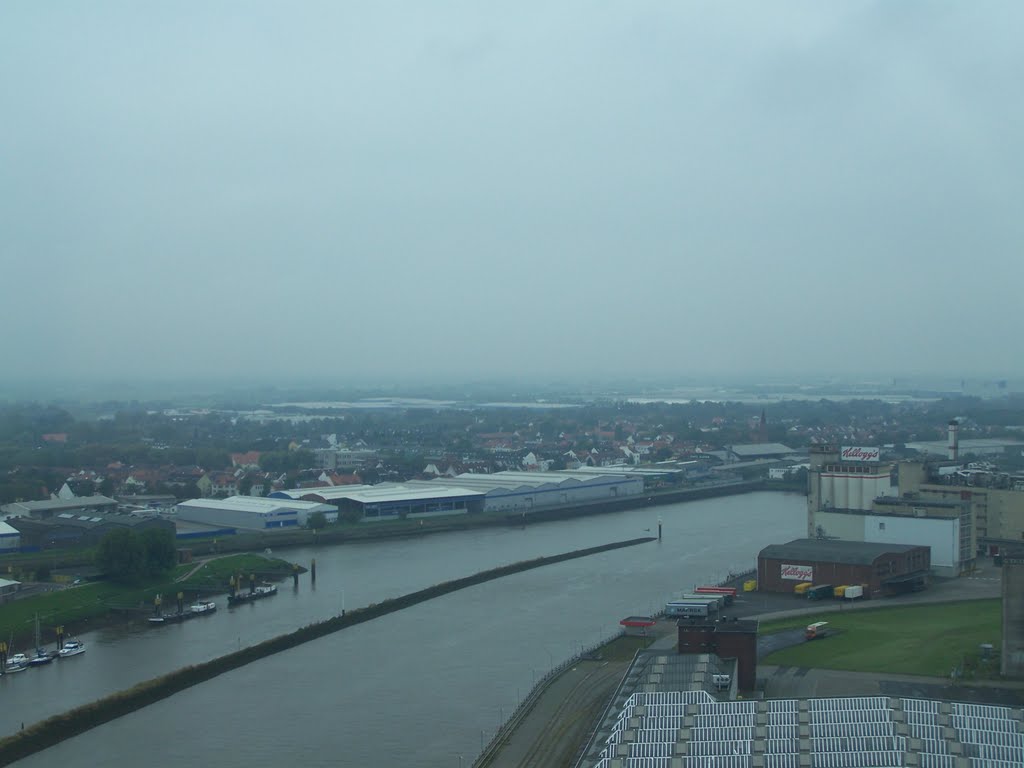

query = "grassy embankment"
760;599;1002;679
0;553;296;649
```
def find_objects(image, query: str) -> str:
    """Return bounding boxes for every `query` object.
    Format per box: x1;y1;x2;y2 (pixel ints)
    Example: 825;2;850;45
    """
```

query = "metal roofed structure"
272;483;484;521
428;470;644;514
727;443;798;459
1;495;119;519
759;539;924;567
176;496;336;530
581;692;1024;768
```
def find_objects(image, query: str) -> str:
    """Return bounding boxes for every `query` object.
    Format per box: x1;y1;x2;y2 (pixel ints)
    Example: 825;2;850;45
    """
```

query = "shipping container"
807;584;833;600
743;579;757;592
793;582;813;595
664;601;711;618
694;586;737;604
833;585;848;598
680;593;724;610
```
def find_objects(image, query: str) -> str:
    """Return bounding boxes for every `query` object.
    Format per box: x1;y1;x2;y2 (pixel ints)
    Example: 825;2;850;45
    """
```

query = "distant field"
760;599;1002;678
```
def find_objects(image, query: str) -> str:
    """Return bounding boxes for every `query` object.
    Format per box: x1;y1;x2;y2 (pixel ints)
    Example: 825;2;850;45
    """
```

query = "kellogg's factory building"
757;538;931;597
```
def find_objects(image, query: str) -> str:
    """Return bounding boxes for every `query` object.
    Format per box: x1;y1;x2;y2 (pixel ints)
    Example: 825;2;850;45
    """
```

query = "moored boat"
28;648;55;666
227;583;278;605
189;600;217;616
5;653;29;673
149;600;217;626
58;639;86;658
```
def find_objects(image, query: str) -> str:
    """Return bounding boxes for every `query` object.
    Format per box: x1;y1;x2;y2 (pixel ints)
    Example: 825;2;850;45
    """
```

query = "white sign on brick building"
781;563;813;581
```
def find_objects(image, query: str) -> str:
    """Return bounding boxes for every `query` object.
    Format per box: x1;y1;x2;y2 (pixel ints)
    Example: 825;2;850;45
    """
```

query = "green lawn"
176;553;299;591
0;553;298;648
761;599;1002;678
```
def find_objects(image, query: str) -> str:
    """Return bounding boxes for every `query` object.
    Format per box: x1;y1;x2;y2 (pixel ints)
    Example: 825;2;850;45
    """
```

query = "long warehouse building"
272;484;485;521
176;496;337;531
423;470;645;514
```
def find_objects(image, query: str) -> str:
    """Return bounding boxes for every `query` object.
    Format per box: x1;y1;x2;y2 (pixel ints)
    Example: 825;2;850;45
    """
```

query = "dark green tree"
139;528;177;577
306;511;327;530
95;528;147;583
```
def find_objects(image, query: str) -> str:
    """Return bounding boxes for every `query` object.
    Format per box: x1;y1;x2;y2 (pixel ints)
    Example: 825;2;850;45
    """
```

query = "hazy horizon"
3;2;1022;383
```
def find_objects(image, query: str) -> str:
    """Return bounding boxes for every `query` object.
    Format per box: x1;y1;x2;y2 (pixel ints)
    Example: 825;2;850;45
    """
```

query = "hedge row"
0;536;655;766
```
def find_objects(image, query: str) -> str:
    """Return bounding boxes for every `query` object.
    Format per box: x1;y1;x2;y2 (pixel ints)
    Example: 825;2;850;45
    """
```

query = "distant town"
0;385;1023;549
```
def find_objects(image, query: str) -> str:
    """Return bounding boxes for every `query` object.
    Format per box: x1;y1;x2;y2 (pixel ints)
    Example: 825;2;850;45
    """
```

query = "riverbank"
166;479;766;558
0;553;299;652
0;537;656;767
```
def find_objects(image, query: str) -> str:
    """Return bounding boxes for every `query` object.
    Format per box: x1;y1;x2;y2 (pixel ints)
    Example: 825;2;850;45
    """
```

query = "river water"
4;491;804;767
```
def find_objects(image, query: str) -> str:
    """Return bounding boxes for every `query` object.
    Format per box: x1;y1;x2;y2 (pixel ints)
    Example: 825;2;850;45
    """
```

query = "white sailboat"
28;616;54;666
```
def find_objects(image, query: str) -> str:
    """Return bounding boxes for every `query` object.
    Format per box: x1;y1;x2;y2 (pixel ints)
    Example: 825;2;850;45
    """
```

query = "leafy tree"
96;528;147;584
96;527;175;583
140;528;177;577
307;511;327;530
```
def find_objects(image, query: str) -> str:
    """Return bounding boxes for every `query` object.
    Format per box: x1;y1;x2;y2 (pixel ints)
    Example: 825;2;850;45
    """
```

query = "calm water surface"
5;491;804;767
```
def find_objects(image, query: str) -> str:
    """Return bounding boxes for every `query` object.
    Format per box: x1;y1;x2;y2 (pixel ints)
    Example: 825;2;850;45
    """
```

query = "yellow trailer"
794;582;812;595
833;585;848;598
743;579;757;592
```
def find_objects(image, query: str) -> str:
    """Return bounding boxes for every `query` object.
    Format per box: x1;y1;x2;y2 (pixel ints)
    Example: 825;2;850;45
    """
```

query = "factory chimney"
948;420;959;461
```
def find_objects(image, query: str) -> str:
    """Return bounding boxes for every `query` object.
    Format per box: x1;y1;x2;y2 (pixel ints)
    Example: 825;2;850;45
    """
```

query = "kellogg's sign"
781;563;813;581
841;446;880;462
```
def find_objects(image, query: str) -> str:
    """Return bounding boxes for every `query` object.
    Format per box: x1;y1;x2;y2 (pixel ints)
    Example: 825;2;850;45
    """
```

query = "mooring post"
311;558;317;584
293;565;299;588
658;517;663;540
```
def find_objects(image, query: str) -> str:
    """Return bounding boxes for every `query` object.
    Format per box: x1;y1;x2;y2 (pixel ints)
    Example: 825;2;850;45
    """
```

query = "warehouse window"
878;522;885;531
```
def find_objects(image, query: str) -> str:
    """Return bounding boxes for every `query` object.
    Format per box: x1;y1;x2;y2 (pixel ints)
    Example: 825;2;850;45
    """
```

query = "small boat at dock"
5;653;29;673
28;648;56;666
227;584;278;605
149;600;217;625
58;639;86;658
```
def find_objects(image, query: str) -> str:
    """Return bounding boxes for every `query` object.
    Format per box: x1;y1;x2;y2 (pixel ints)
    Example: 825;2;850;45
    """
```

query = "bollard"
311;559;317;584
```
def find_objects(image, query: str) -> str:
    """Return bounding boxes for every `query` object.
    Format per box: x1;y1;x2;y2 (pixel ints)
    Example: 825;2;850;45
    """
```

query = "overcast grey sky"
2;2;1022;385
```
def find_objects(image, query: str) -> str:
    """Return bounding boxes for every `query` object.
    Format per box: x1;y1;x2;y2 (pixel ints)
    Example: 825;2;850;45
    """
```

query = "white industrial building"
809;444;974;575
269;469;644;521
273;484;485;521
176;496;337;531
0;521;20;552
422;470;645;514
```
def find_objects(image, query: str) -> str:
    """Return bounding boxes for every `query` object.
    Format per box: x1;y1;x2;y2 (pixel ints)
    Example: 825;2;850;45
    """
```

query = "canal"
4;491;805;767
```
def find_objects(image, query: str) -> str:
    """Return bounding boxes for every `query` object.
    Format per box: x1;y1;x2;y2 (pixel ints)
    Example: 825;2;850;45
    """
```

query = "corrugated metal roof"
177;496;334;515
1;496;117;513
728;443;797;457
759;538;923;565
284;484;483;504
